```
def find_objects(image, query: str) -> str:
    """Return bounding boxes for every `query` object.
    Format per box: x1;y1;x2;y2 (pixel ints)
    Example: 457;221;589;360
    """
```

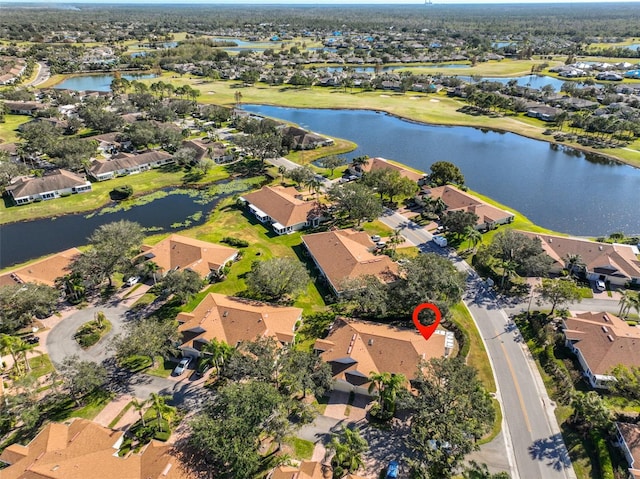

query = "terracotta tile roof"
302;229;399;294
0;248;81;286
617;422;640;476
423;185;514;226
315;317;447;383
176;293;302;349
519;232;640;281
0;419;190;479
358;156;424;182
138;234;238;277
272;460;326;479
563;312;640;376
180;139;208;162
6;170;89;199
242;186;320;227
88;150;173;176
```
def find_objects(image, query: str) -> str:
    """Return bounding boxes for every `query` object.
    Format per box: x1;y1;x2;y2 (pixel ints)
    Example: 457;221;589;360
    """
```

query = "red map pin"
412;303;442;342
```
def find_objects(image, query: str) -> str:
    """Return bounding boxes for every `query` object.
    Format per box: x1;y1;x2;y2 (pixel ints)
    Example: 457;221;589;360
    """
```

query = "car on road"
172;357;191;376
125;276;140;287
385;460;399;478
595;279;606;291
432;235;448;247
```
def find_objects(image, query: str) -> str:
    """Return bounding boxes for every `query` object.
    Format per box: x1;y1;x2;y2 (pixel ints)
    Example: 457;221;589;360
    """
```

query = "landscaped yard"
0;114;31;143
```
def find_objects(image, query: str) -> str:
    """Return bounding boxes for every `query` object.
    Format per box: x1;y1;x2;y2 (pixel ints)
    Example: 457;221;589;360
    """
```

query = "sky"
1;0;640;4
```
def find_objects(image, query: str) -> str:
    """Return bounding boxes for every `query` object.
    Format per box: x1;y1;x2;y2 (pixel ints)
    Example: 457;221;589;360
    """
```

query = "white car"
125;276;140;287
595;280;606;291
432;235;448;247
173;357;191;376
371;235;381;243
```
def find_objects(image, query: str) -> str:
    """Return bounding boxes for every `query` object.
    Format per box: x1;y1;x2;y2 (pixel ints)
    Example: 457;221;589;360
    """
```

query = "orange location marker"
412;303;442;342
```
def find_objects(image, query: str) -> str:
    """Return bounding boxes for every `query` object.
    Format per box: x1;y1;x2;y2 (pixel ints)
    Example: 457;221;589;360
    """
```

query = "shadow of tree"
528;433;572;471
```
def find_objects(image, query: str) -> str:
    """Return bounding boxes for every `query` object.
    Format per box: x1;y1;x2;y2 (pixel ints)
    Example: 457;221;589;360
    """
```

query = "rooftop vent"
602;326;609;333
223;311;228;317
599;245;604;251
603;314;609;322
368;339;374;346
607;335;614;342
548;238;553;243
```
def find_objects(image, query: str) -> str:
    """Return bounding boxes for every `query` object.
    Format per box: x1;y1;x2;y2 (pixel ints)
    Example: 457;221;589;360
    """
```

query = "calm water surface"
54;73;158;91
243;105;640;236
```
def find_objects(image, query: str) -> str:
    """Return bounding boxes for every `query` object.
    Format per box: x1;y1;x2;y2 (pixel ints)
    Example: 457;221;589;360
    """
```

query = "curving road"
380;209;577;479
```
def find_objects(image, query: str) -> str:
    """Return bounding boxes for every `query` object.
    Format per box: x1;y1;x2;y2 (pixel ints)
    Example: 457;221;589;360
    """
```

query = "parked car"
125;276;140;287
371;235;381;243
172;357;191;376
432;235;448;247
386;460;399;479
595;279;606;291
24;335;40;345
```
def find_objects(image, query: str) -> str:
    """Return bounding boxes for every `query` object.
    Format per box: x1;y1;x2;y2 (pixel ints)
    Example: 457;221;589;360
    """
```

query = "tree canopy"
428;161;465;186
245;257;310;302
328;182;384;226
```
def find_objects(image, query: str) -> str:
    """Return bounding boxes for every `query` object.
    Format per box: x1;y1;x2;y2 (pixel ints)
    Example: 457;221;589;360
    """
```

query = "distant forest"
0;3;639;43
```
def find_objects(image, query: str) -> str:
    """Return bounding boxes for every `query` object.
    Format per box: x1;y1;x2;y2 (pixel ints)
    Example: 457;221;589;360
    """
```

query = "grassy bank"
0;114;32;144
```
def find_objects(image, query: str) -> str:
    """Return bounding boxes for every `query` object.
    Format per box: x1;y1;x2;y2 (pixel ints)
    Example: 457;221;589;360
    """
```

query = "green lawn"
70;390;114;420
26;353;54;382
284;436;315;460
0;114;31;143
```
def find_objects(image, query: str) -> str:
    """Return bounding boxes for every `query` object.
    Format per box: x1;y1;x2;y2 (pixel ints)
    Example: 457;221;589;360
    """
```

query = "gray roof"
88;150;173;175
7;170;88;198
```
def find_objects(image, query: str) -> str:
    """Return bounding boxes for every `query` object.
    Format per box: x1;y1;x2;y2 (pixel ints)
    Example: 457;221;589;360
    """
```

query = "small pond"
54;73;158;92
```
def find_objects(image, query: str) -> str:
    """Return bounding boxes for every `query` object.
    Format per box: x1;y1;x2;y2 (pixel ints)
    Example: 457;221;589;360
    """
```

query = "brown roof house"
0;248;81;287
270;461;367;479
420;185;515;231
0;418;191;479
302;229;399;296
280;125;333;150
240;185;325;235
2;100;47;115
562;311;640;389
615;422;640;479
181;139;233;164
520;232;640;287
176;293;302;357
137;234;238;281
314;317;453;396
350;156;426;183
87;150;174;181
6;170;92;205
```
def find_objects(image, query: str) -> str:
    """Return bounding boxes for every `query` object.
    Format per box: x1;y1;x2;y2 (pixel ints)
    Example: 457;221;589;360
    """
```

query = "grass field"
0;114;32;143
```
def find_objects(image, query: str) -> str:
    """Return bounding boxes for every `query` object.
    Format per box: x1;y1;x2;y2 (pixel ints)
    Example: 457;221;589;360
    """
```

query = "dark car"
24;335;40;345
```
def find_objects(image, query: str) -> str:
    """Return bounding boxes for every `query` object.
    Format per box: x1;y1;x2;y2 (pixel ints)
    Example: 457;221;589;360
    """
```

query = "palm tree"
143;261;160;285
565;254;585;278
131;397;149;427
278;166;287;184
465;227;482;252
500;260;518;290
630;292;640;319
149;393;173;432
0;334;24;376
389;228;403;253
328;427;368;477
368;371;407;419
200;339;233;373
618;290;637;318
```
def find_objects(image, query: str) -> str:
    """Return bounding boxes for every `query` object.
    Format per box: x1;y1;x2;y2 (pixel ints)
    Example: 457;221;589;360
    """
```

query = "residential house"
615;422;640;479
2;101;47;116
239;186;324;235
176;293;302;357
314;317;453;395
421;185;515;230
87;150;174;181
0;418;190;479
280;125;333;150
181;139;232;164
526;105;562;122
270;461;366;479
6;170;92;205
0;248;81;288
137;234;238;280
519;232;640;286
302;229;399;296
562;311;640;389
350;156;426;183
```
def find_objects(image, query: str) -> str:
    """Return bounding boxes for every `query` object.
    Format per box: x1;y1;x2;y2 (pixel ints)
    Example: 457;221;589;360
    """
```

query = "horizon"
1;0;640;4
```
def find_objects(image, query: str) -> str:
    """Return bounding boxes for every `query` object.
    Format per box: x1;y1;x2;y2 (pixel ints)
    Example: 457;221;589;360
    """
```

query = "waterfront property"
176;293;302;358
6;169;92;205
181;139;232;164
279;125;334;150
349;156;426;183
0;418;190;479
314;317;453;395
0;247;81;287
87;150;174;181
302;229;399;296
1;100;47;115
520;232;640;287
420;185;515;231
239;185;324;235
137;234;238;280
562;311;640;389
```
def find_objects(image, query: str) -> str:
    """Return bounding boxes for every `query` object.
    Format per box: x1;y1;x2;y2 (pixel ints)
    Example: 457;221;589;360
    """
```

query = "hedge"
591;430;614;479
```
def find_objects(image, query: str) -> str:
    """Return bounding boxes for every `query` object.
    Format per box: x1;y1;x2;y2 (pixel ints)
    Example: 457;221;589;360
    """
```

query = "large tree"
428;161;465;186
287;165;315;187
154;269;204;304
246;257;310;302
442;210;479;238
328;182;384;226
488;230;554;277
112;317;180;368
280;349;333;399
363;169;417;203
58;355;108;406
535;277;582;316
407;357;495;479
328;427;369;478
0;283;59;333
319;155;346;176
236;131;283;162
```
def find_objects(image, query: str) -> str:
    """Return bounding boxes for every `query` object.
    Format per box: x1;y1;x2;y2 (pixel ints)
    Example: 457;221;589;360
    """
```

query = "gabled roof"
315;317;447;383
0;419;190;479
519;232;640;280
302;229;399;294
616;422;640;478
271;461;366;479
0;248;81;287
358;156;424;182
242;186;320;227
423;185;514;226
563;311;640;376
6;170;89;199
88;150;173;175
138;234;238;277
176;293;302;349
180;139;209;162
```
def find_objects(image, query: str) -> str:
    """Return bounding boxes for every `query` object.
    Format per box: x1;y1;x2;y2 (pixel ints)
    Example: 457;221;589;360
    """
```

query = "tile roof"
242;186;320;227
88;150;173;175
519;232;640;281
315;317;447;383
0;419;190;479
563;311;640;376
138;234;238;277
272;460;326;479
0;248;81;287
617;422;640;477
176;293;302;349
302;229;399;294
358;156;425;182
423;185;514;226
6;170;89;199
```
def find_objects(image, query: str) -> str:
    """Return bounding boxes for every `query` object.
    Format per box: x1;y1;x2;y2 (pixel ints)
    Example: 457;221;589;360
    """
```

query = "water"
321;64;470;74
243;105;640;236
54;73;158;92
458;75;570;92
493;42;516;48
0;188;222;268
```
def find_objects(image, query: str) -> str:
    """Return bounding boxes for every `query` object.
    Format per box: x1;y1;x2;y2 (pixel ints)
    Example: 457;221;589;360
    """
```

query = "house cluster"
0;56;26;85
5;170;92;205
550;61;640;80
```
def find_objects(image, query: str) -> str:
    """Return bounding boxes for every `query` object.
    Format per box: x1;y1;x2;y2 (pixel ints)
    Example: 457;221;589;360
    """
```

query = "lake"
243;105;640;236
53;73;158;92
322;64;470;74
0;188;223;269
459;75;570;92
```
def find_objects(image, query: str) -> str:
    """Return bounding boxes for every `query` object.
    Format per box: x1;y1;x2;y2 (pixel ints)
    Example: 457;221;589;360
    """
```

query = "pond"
53;73;158;92
0;187;224;269
243;105;640;237
321;64;470;74
458;75;571;92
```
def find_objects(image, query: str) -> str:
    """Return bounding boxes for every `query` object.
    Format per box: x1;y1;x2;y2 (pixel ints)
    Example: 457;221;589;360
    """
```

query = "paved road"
24;61;50;87
379;211;577;479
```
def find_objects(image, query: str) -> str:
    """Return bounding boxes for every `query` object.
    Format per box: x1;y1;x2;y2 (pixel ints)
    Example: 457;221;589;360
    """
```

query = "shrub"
591;430;614;479
110;185;133;200
221;236;249;248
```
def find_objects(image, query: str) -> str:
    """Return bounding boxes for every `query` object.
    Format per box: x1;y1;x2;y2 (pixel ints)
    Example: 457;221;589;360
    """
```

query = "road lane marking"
500;342;532;432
